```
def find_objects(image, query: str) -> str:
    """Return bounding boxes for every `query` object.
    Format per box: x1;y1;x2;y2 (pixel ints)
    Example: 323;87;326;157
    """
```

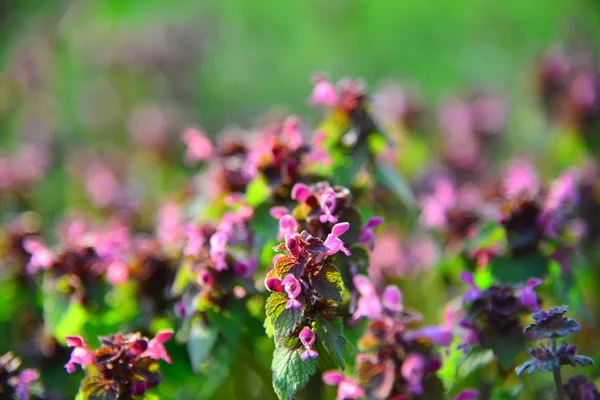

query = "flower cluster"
0;352;42;400
323;275;450;399
64;331;173;397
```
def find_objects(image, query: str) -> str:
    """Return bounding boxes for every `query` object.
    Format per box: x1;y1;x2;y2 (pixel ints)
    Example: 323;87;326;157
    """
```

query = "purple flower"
401;353;426;395
14;369;39;400
299;327;318;360
282;274;303;309
524;306;581;339
209;231;229;271
64;336;95;373
291;183;312;203
319;188;338;223
453;389;479;400
405;326;453;347
278;215;298;241
141;330;174;364
381;285;403;312
324;222;351;256
358;217;384;250
265;277;284;293
322;371;365;399
23;237;53;274
352;275;382;320
459;272;481;303
519;278;543;312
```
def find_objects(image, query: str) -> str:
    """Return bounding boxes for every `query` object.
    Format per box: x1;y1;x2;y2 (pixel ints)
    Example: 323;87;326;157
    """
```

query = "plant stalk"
551;339;566;400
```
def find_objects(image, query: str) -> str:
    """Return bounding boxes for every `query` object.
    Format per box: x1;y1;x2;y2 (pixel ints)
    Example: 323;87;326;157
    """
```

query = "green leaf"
266;293;303;340
373;161;416;209
171;258;194;296
207;301;247;346
314;316;346;369
187;320;218;373
423;374;446;400
272;345;317;400
310;264;344;303
79;376;119;400
246;176;271;206
484;327;525;370
490;252;549;284
463;220;506;253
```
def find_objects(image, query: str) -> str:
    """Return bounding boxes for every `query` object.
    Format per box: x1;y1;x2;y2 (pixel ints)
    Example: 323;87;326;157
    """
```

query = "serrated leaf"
310;264;344;303
272;345;317;400
187;320;218;373
490;252;549;284
266;293;303;339
79;376;119;400
484;327;525;370
314;316;346;369
273;255;302;279
374;161;416;209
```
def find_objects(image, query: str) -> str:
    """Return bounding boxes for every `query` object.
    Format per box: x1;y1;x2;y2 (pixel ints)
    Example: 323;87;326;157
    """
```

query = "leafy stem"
551;339;566;400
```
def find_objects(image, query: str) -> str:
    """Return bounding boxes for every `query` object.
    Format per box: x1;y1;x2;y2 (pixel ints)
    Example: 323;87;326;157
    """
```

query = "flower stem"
551;339;566;400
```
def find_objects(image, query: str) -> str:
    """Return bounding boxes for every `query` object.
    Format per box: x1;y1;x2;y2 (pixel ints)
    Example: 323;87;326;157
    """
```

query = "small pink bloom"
382;285;403;312
353;275;382;320
299;326;318;360
182;127;214;164
265;277;284;292
310;78;339;107
64;336;95;373
319;188;338;223
269;206;290;219
401;353;426;395
23;237;54;274
278;215;298;241
520;278;543;312
282;274;303;309
286;237;301;260
453;389;479;400
141;330;174;364
324;223;351;256
291;183;312;203
358;216;384;250
209;231;229;271
323;371;364;399
282;116;303;151
106;259;129;285
460;272;481;303
406;326;453;347
504;160;539;200
184;226;205;257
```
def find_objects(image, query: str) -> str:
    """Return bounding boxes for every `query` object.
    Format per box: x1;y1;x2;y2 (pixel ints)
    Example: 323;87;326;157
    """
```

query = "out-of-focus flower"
141;330;174;364
519;278;543;312
453;389;479;400
322;371;364;400
310;76;339;107
64;336;95;373
358;216;384;250
401;353;426;395
182;127;214;165
503;160;539;201
23;237;53;274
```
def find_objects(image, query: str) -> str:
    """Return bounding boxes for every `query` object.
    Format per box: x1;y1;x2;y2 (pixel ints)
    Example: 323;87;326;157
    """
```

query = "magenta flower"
23;237;53;274
358;216;384;250
182;127;214;165
504;160;539;200
156;202;184;250
13;369;39;400
64;336;95;373
184;225;205;257
540;171;579;236
209;231;229;271
269;206;290;219
353;275;382;320
324;222;351;256
282;274;303;309
405;326;453;347
278;215;298;241
141;330;173;364
459;272;481;303
286;236;301;260
401;353;426;395
299;327;318;360
106;259;129;285
310;76;339;107
381;285;403;312
319;188;338;223
282;116;303;151
520;278;543;312
291;183;312;203
453;389;479;400
265;277;284;293
323;371;365;399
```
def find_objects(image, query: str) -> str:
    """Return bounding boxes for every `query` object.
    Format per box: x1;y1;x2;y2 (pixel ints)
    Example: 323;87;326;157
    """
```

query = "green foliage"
271;345;317;400
490;252;549;284
265;293;303;340
187;320;218;373
313;316;347;369
310;264;344;303
373;161;416;209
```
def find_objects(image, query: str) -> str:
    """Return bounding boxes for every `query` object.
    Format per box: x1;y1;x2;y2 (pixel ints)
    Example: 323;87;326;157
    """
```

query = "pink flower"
14;369;39;400
323;371;364;399
282;274;303;309
353;275;382;320
141;330;174;364
182;127;213;165
358;216;384;250
324;222;351;256
23;237;53;274
291;183;312;203
106;260;129;285
265;277;284;292
269;206;290;219
504;160;539;200
299;327;318;360
520;278;543;312
401;353;426;395
453;389;479;400
209;231;229;271
310;77;339;107
156;202;184;249
381;285;403;312
319;188;338;223
64;336;95;373
278;215;298;241
184;225;205;257
282;116;303;151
